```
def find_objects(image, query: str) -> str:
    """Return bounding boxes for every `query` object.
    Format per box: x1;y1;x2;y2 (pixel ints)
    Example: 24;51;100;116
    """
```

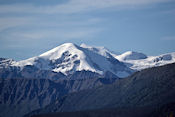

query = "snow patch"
116;51;147;61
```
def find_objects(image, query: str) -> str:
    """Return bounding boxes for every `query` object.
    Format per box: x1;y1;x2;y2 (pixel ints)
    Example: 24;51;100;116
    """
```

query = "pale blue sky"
0;0;175;60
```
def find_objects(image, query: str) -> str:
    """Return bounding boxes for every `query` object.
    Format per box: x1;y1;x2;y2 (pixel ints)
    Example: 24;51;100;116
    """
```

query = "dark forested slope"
29;63;175;117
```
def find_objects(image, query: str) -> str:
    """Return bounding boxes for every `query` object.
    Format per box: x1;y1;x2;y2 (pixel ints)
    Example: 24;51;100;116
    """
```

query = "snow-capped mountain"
12;43;133;78
116;51;175;70
1;43;175;78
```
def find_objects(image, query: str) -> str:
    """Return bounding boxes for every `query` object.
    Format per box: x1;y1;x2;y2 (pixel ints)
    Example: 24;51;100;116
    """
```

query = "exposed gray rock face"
0;65;65;79
0;58;15;68
0;76;117;117
28;63;175;117
0;64;118;80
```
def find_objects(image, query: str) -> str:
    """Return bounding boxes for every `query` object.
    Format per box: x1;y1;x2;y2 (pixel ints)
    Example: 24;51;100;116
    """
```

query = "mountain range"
0;43;175;117
1;43;175;79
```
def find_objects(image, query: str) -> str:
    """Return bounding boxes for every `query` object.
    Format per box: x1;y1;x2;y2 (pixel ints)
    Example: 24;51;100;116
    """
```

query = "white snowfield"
116;51;175;70
11;43;175;77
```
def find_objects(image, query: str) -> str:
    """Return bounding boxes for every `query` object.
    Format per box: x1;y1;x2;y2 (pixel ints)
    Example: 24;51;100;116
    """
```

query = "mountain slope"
0;65;66;79
31;103;175;117
80;43;117;58
11;43;133;78
28;62;175;116
0;77;117;117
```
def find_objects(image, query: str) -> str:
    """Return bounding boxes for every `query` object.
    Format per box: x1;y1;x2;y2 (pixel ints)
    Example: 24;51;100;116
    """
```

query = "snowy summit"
12;43;132;78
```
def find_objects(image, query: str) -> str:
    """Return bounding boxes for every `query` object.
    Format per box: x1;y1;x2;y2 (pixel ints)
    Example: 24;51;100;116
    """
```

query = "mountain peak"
80;43;116;58
39;43;78;60
61;43;77;47
11;43;132;78
80;43;91;48
80;43;105;49
116;51;147;60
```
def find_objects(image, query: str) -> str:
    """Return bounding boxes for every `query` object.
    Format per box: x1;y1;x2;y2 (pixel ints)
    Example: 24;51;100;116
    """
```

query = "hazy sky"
0;0;175;60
